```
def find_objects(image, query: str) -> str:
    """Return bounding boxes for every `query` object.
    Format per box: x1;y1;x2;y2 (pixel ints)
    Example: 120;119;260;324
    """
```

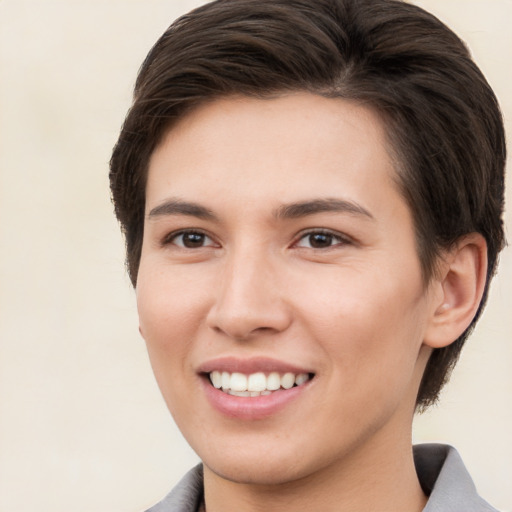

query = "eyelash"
294;229;351;250
162;228;351;250
162;229;218;249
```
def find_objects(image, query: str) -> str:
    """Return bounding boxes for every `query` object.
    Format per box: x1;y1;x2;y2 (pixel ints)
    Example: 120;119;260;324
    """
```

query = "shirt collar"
414;444;497;511
147;444;497;512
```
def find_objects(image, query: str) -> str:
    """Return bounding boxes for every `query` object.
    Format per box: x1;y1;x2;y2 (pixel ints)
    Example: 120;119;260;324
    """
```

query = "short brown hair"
110;0;506;409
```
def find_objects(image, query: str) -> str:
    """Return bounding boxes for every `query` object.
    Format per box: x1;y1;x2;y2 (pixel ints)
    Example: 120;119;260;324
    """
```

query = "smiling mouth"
208;371;314;397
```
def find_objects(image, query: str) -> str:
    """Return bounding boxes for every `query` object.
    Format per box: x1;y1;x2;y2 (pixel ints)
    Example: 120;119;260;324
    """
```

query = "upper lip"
197;356;313;375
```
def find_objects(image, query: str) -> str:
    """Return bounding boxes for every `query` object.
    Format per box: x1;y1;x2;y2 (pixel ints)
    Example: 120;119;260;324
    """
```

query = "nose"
206;249;292;341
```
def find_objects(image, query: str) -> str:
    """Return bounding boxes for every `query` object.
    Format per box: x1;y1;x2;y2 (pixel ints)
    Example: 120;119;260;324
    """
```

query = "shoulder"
415;444;498;512
144;449;499;512
144;464;204;512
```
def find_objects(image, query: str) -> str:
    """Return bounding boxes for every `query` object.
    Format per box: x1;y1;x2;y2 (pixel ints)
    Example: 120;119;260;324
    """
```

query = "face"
137;93;437;486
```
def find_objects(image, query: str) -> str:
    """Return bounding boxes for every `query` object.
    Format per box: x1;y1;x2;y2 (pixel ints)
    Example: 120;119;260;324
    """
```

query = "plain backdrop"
0;1;510;511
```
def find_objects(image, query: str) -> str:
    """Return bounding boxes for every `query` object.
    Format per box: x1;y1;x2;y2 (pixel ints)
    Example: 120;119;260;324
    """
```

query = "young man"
110;1;506;510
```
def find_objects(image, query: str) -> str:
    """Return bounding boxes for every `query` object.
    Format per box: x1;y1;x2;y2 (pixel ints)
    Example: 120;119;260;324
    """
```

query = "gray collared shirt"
146;444;498;512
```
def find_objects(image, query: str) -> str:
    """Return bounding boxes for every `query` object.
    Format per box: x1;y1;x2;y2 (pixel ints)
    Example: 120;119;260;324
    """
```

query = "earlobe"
423;233;487;349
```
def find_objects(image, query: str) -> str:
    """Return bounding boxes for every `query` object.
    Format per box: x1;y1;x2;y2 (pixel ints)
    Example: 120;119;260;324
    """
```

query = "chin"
205;456;310;486
196;436;336;487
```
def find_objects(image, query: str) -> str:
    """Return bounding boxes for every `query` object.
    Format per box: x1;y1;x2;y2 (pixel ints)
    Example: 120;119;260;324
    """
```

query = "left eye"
170;231;216;248
295;231;347;249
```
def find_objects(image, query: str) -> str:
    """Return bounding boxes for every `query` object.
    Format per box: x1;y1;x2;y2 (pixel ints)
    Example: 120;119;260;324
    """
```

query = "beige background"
0;1;510;511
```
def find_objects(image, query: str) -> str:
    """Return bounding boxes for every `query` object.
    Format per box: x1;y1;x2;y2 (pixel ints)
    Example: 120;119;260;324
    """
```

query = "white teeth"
281;372;295;389
295;373;309;386
230;372;247;391
209;370;312;394
228;390;250;397
267;372;281;390
211;371;222;389
248;372;266;391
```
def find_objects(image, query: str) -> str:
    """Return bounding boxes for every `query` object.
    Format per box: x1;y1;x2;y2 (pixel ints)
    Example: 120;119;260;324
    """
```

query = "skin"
137;93;486;512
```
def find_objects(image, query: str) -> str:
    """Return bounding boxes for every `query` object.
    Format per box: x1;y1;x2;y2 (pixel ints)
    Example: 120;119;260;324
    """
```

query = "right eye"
167;230;217;249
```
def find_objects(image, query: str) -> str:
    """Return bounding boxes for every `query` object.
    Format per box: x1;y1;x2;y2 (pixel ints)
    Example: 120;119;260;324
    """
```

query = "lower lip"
201;377;311;420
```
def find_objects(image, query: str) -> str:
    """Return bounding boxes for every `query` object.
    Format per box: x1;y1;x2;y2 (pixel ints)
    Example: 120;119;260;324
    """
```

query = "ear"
423;233;488;349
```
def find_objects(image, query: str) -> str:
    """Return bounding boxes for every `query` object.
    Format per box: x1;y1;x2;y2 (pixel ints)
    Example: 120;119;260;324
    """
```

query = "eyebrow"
274;198;374;220
147;197;374;222
148;198;217;221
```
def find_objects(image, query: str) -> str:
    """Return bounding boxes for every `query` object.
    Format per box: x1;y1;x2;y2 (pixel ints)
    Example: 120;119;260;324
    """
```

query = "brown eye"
171;231;215;248
308;233;334;248
295;230;347;249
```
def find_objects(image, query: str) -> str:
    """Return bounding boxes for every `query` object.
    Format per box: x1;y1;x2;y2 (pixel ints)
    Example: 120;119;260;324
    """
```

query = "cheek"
297;268;427;380
136;268;207;417
136;265;204;383
137;262;210;338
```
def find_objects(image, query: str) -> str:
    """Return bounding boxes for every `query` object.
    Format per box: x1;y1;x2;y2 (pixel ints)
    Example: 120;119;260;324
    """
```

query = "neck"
203;431;427;512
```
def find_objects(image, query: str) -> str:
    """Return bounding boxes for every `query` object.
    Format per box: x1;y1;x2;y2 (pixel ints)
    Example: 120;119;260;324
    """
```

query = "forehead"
146;93;401;211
